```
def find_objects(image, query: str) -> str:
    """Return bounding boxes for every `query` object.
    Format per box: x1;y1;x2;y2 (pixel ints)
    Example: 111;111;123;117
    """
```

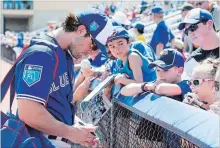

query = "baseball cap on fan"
106;26;131;45
178;8;213;30
148;48;184;70
77;9;114;46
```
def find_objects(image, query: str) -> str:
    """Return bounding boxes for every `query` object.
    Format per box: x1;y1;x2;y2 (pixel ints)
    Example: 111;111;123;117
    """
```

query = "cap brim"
148;60;173;70
106;35;130;45
178;19;200;30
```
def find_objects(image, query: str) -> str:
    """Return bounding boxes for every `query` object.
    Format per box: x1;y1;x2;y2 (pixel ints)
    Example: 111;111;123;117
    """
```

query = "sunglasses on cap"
189;79;213;86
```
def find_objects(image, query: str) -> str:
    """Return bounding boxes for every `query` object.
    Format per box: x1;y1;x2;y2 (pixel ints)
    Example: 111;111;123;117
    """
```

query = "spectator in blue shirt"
121;48;191;102
149;6;175;56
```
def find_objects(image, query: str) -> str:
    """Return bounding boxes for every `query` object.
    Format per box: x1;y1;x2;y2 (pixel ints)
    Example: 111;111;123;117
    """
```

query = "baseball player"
14;9;114;147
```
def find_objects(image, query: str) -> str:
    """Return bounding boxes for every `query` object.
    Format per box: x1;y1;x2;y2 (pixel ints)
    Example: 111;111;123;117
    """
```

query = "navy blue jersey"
150;21;175;52
15;36;75;126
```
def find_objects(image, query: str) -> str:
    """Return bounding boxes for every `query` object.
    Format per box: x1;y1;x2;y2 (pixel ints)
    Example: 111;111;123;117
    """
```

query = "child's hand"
82;68;97;78
183;92;204;107
209;102;220;115
144;80;166;92
100;69;111;81
114;74;128;85
82;77;93;88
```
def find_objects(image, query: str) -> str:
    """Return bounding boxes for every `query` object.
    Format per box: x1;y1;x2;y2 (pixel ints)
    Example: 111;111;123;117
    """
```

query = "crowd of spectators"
1;0;220;119
71;1;220;117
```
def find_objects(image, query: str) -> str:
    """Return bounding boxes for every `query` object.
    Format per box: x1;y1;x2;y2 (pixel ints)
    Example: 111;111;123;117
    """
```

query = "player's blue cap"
151;6;164;14
133;22;145;30
106;27;131;44
148;48;184;70
178;8;213;30
77;9;114;45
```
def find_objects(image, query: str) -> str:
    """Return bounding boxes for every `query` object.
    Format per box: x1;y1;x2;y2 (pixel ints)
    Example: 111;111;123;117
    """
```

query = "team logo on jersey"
90;21;99;31
23;64;43;87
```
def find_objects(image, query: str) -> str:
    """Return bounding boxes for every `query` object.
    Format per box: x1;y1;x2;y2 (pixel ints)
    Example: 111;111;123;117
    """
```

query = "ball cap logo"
90;21;99;31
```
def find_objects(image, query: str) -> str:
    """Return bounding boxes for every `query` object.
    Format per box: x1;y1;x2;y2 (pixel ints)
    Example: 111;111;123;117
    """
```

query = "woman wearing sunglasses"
183;58;220;112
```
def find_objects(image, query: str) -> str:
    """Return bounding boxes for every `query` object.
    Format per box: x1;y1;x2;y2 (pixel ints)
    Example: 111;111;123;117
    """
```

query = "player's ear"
76;25;87;37
178;67;184;75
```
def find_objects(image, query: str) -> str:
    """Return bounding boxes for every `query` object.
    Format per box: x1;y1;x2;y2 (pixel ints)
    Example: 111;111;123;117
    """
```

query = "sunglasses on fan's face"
184;22;201;35
189;79;213;86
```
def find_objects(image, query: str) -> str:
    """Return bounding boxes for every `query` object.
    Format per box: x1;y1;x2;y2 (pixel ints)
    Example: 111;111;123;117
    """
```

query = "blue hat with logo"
151;6;164;14
133;22;145;30
77;9;114;45
148;48;184;70
106;26;131;44
178;8;213;30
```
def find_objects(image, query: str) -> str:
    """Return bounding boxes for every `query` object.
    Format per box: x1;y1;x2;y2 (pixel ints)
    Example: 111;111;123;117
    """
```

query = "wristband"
141;82;148;92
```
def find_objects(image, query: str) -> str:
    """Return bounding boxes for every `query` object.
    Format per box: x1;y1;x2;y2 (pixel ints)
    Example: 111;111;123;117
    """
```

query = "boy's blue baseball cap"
178;8;213;30
148;48;184;70
151;6;164;14
133;22;145;30
106;26;131;44
77;9;114;45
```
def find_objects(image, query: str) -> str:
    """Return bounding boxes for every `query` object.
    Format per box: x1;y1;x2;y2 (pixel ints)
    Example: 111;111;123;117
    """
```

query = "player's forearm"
121;83;143;96
18;99;73;139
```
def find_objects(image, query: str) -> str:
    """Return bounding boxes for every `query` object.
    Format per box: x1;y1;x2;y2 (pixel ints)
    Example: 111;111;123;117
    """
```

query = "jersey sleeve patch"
22;64;43;87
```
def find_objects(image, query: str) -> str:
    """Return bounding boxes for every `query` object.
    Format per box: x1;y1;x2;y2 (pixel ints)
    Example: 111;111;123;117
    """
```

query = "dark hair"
137;28;144;34
62;13;81;32
201;19;216;31
181;3;194;12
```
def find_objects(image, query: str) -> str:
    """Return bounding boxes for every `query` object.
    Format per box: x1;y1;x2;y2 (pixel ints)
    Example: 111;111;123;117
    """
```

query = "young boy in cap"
106;26;156;86
121;48;191;102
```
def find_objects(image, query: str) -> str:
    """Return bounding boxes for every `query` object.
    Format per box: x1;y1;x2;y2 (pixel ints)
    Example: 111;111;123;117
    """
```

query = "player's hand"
114;74;128;85
68;125;99;147
209;102;220;115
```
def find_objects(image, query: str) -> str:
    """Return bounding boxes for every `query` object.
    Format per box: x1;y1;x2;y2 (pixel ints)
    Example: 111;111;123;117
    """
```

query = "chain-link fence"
75;98;212;148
